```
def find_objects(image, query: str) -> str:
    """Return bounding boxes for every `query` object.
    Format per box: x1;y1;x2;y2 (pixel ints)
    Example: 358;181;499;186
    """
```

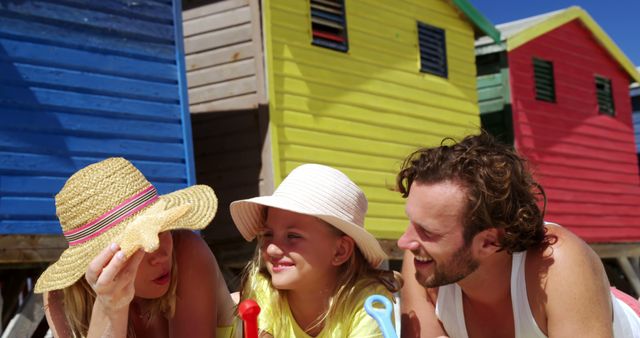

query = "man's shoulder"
530;223;599;263
524;224;617;337
526;222;605;290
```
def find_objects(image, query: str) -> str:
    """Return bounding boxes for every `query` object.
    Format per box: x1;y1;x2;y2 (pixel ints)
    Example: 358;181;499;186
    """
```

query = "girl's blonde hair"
61;233;179;338
240;218;402;335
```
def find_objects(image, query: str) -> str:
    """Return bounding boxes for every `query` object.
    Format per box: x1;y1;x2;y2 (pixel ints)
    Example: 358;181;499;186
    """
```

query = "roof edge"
451;0;501;43
507;6;640;84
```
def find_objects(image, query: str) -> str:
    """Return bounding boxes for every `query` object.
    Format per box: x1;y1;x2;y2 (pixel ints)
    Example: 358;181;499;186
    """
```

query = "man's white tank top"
435;251;640;338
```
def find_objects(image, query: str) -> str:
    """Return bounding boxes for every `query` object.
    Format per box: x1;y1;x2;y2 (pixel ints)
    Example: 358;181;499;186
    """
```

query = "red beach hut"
475;7;640;294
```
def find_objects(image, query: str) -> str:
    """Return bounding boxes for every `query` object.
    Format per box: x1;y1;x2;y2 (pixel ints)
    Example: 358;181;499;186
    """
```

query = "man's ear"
332;235;355;266
472;228;501;258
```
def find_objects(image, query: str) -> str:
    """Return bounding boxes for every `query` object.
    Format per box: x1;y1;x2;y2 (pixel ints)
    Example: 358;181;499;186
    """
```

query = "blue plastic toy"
364;294;398;338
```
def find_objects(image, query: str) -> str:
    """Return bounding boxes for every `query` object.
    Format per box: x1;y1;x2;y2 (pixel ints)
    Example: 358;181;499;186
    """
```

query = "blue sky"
470;0;640;69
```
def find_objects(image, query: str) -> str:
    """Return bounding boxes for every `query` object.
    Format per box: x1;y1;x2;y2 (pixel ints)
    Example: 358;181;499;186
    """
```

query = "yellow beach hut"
182;0;500;263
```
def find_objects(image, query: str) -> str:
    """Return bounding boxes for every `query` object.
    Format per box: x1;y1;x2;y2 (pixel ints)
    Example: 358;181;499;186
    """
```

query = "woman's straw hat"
230;164;387;268
34;157;217;293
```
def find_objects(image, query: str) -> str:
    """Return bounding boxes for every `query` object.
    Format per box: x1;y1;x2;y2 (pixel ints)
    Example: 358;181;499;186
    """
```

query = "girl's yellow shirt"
255;282;395;338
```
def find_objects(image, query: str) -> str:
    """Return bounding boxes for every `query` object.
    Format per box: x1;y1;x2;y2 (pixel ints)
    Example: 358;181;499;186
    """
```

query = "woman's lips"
153;270;171;285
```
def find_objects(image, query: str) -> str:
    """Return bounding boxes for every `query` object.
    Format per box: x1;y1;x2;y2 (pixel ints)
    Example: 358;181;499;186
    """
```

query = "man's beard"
416;243;479;288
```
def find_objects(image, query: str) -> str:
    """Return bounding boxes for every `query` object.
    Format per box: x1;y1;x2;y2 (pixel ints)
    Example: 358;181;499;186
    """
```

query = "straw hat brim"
230;195;387;268
34;185;217;293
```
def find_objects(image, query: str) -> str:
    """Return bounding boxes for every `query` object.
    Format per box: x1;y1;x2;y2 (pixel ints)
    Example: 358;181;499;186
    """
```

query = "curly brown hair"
397;132;552;253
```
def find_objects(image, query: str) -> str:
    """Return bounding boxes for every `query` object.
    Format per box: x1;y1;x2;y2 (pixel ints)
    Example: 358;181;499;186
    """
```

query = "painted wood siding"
0;0;194;235
508;20;640;242
183;0;266;113
476;52;513;144
263;0;481;239
632;87;640;154
478;71;508;114
477;71;513;144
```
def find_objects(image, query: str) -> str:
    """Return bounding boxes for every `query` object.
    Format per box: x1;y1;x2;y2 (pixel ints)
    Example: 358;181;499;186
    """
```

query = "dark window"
476;52;502;76
595;76;615;116
418;22;447;78
533;58;555;102
310;0;348;52
632;95;640;112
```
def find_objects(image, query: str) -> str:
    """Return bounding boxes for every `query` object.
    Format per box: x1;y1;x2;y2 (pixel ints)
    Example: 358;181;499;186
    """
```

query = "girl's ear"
332;235;355;266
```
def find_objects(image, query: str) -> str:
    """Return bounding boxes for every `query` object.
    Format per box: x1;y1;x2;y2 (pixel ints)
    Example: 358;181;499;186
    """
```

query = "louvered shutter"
310;0;348;52
533;58;556;102
418;22;447;78
595;76;615;116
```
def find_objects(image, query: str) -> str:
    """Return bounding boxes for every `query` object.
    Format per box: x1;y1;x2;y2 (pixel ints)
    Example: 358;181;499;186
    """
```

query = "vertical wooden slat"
174;0;196;185
250;0;268;105
631;86;640;156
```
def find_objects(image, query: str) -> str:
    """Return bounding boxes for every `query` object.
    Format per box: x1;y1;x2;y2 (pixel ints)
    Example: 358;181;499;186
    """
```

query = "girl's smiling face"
259;208;346;292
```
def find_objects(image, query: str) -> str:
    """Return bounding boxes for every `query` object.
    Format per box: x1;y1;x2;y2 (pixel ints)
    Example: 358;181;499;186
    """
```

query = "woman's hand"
85;243;145;316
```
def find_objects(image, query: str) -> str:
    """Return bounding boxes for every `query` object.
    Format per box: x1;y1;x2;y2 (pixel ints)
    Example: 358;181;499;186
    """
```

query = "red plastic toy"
238;299;261;338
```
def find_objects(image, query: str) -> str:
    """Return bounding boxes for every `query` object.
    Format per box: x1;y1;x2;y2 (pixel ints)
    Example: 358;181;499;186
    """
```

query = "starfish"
117;199;191;257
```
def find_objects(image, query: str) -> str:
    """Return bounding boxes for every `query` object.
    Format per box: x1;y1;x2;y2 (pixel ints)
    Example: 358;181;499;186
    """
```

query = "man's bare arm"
400;250;448;338
544;226;613;338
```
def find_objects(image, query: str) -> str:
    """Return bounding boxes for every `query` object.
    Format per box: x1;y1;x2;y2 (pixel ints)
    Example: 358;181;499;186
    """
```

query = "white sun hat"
230;163;387;268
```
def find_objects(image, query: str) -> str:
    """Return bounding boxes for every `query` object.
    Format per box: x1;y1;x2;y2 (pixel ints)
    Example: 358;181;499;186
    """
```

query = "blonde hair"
61;234;179;338
240;221;402;335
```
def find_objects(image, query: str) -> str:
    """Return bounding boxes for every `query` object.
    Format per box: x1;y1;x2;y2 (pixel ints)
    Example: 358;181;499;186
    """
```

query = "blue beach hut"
0;1;193;333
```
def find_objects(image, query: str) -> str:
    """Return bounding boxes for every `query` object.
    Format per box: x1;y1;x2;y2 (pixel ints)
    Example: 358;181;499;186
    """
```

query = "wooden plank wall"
476;52;513;144
183;0;266;113
632;86;640;157
477;53;510;114
508;21;640;242
263;0;482;239
0;1;193;241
